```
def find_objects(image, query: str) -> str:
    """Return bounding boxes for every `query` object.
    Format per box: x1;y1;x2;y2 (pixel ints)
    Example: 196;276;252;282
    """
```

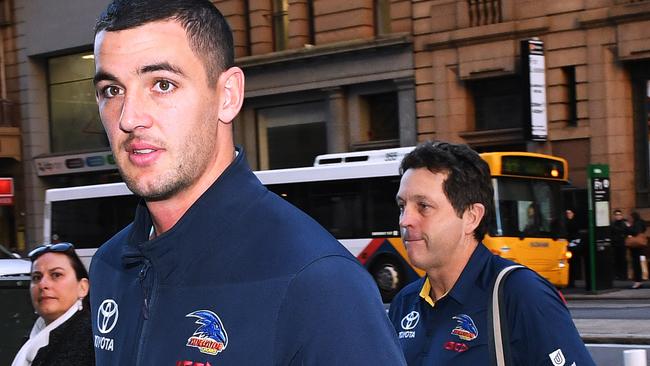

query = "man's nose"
399;205;415;228
119;90;154;132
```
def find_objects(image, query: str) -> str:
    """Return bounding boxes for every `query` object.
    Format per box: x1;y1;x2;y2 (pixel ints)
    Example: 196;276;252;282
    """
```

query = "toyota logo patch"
401;311;420;330
97;299;119;334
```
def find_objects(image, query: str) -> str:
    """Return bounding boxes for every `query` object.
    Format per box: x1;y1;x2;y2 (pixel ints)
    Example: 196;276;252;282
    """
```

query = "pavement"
562;280;650;344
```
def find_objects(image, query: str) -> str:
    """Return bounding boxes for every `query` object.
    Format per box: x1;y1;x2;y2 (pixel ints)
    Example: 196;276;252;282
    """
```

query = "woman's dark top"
31;309;95;366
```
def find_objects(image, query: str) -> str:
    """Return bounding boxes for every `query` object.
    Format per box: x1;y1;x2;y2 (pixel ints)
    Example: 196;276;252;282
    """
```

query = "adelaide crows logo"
451;314;478;341
186;310;228;355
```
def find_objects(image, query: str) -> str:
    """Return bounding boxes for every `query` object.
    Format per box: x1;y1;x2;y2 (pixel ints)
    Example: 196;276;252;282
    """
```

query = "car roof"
0;259;31;276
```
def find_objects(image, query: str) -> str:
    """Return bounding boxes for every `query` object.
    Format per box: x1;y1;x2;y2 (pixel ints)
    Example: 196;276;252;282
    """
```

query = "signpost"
521;38;548;141
586;164;613;292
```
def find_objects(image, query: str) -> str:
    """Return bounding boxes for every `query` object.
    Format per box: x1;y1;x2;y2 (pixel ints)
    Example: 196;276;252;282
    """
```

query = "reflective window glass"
48;53;108;153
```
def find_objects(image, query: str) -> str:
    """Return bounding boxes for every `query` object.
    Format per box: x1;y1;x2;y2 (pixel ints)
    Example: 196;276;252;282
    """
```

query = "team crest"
186;310;228;355
451;314;478;341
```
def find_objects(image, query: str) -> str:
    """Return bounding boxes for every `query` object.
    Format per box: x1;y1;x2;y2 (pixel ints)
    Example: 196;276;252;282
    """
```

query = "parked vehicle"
0;244;30;276
0;244;34;365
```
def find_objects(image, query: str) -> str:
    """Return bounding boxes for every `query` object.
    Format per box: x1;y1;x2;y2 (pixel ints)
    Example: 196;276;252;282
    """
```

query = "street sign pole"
586;164;611;293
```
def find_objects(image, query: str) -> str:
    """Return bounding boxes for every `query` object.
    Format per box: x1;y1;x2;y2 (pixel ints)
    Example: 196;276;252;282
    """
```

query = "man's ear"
217;66;245;124
463;203;485;236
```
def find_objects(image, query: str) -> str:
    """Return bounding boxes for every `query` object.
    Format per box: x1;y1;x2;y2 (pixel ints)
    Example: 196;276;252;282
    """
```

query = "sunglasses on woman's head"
28;242;75;260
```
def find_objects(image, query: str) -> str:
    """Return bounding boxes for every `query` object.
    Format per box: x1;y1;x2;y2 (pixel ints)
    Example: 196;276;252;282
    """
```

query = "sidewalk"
562;280;650;344
562;280;650;301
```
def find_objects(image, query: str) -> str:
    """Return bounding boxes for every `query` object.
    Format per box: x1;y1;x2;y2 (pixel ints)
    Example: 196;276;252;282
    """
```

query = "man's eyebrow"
93;70;118;86
396;194;429;203
93;62;185;86
140;62;185;77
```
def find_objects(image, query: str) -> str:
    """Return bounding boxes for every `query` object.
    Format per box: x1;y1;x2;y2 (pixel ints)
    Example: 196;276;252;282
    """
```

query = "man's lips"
404;238;424;243
126;142;161;154
123;141;164;166
402;229;423;243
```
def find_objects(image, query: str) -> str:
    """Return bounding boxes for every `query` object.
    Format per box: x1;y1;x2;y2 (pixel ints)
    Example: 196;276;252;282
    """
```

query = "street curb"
582;335;650;345
564;295;650;301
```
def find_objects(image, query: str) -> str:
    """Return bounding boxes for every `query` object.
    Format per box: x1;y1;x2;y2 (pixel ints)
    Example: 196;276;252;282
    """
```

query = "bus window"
366;177;400;236
491;177;563;238
51;195;139;249
309;180;364;238
268;177;400;239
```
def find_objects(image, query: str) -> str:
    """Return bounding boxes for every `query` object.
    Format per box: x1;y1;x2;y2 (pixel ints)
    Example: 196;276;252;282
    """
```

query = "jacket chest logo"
451;314;478;341
398;311;419;339
186;310;228;355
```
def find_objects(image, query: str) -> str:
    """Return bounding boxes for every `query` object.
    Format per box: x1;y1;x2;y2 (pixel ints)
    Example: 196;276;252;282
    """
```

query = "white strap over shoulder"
492;265;524;366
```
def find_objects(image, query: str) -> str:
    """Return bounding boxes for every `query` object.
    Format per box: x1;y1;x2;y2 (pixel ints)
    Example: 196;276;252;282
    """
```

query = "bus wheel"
370;257;404;303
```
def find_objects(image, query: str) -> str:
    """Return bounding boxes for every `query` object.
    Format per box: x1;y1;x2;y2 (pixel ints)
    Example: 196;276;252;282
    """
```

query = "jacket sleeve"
503;269;595;366
274;255;407;366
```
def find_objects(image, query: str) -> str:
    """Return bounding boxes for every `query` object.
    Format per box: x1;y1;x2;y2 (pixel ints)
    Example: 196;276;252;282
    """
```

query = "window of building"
256;101;326;169
359;92;399;146
307;0;316;45
374;0;391;36
48;52;108;153
632;61;650;207
562;66;578;126
272;0;289;51
470;76;523;131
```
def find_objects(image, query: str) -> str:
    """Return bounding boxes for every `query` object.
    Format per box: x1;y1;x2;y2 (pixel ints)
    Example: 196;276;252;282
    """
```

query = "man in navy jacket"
90;1;405;365
390;141;594;365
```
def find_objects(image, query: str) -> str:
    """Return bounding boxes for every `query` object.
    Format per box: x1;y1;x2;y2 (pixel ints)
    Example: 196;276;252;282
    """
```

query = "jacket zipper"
136;259;156;366
139;262;151;319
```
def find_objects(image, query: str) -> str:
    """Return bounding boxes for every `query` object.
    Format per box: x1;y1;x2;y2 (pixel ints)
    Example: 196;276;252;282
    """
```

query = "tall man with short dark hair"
89;1;406;364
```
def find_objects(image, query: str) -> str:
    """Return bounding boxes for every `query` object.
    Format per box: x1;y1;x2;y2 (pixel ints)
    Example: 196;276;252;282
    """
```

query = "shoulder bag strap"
488;264;525;366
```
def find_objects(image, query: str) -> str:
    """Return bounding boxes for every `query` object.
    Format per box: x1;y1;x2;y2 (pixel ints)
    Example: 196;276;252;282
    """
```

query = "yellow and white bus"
480;151;570;287
43;147;570;302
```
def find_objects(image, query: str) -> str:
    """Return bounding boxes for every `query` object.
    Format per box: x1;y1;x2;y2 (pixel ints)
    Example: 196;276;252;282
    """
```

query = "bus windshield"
491;177;564;238
50;195;138;249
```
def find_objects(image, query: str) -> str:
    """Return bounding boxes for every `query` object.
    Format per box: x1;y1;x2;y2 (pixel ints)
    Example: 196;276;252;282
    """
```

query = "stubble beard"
116;124;217;201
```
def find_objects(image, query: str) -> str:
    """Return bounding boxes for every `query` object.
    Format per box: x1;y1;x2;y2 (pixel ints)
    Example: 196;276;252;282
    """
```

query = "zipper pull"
139;261;151;320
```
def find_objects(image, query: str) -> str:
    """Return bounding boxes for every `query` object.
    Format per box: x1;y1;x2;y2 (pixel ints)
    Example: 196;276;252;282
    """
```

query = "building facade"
5;0;650;248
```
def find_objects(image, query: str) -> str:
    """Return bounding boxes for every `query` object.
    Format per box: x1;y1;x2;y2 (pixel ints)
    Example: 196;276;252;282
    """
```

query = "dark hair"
399;141;494;241
631;211;642;223
95;0;234;86
30;245;89;282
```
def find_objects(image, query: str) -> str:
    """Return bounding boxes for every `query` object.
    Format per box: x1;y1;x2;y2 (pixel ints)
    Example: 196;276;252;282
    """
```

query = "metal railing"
468;0;502;26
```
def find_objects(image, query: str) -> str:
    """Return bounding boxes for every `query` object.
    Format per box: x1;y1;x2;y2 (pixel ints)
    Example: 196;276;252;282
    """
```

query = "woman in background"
12;242;94;366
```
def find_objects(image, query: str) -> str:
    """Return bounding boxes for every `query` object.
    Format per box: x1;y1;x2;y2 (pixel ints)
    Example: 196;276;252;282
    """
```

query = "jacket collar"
446;243;492;306
415;244;492;308
120;146;264;272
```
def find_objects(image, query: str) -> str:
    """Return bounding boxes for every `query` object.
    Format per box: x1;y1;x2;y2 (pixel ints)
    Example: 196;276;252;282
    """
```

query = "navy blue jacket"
89;148;405;366
388;244;594;365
